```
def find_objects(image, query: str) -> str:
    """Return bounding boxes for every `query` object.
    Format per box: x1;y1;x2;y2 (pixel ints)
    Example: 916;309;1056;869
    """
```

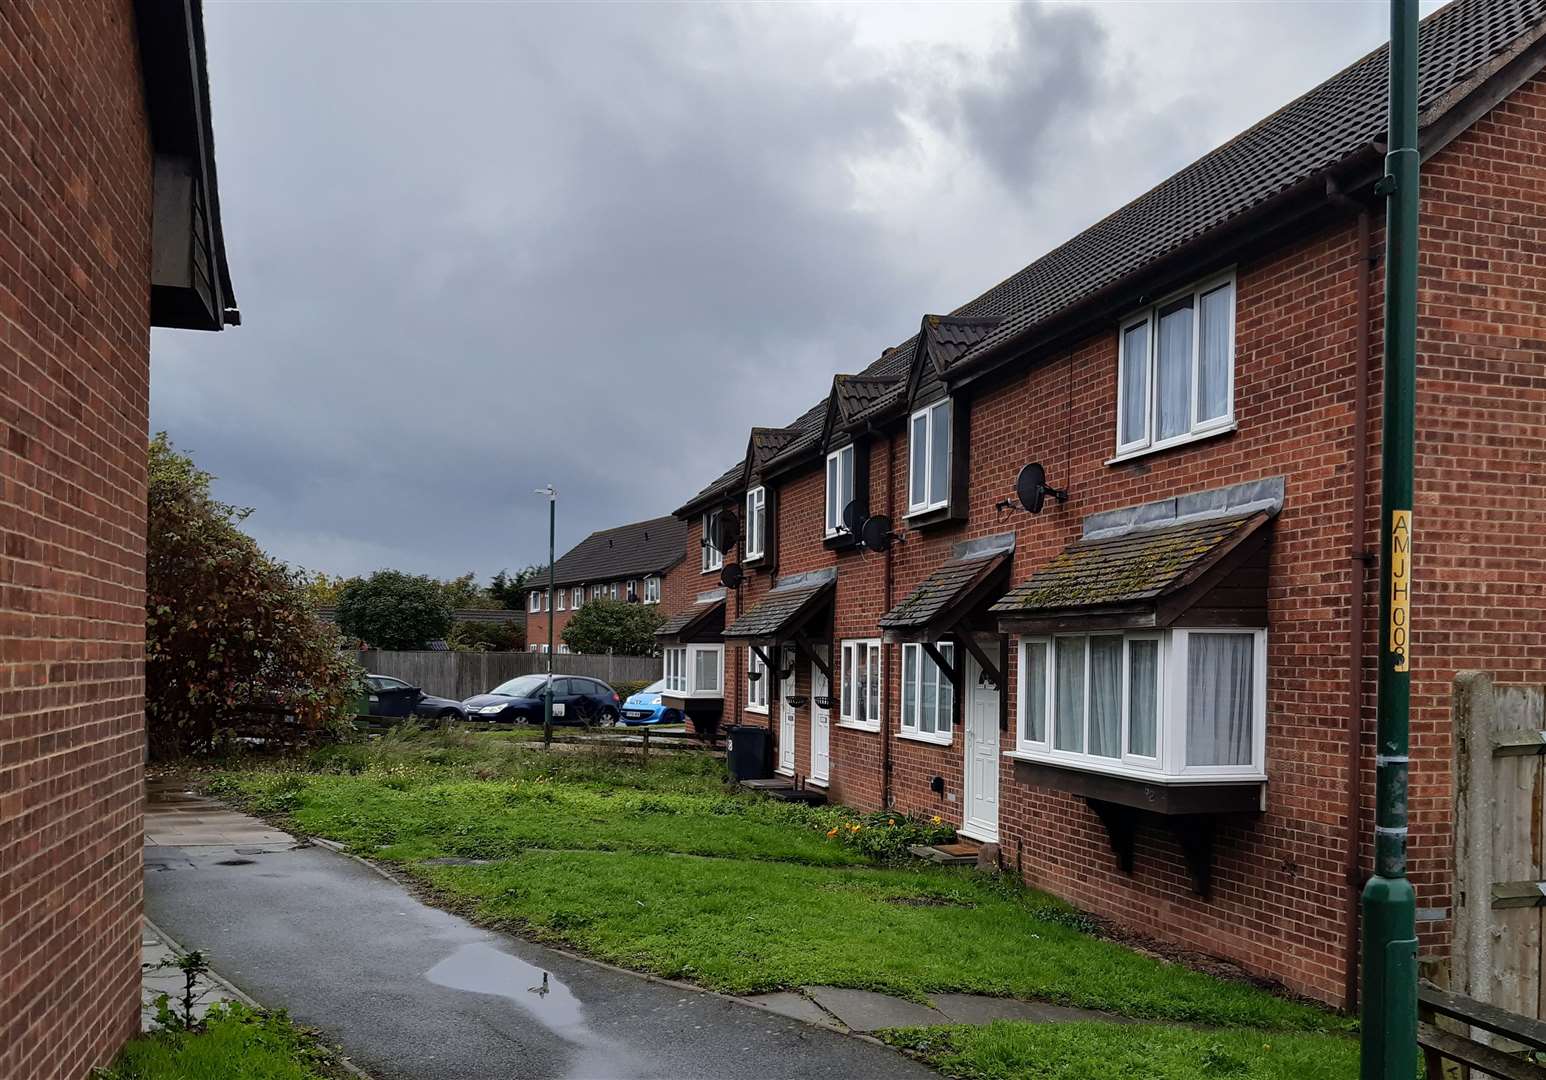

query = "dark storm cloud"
150;1;1434;581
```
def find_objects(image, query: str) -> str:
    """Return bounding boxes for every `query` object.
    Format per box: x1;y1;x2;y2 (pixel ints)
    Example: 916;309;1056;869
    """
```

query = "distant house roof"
534;515;689;590
315;606;520;625
677;0;1546;514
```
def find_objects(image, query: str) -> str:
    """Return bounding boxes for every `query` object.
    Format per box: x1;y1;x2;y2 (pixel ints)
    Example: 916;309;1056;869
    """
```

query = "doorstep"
907;840;980;866
739;776;828;805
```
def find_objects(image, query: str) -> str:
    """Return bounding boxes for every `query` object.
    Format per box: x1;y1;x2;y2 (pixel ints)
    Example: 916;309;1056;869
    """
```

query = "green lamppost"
536;483;557;749
1361;2;1419;1076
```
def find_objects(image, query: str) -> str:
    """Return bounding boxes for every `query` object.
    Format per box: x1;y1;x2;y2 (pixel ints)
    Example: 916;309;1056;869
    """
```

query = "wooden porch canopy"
879;532;1013;697
991;509;1275;635
720;568;836;682
655;591;726;645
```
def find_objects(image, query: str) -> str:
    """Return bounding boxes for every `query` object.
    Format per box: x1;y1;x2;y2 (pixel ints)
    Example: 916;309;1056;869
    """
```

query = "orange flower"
826;828;838;837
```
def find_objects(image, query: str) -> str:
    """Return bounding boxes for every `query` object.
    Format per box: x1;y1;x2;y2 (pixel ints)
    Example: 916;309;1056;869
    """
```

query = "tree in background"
489;565;546;610
336;570;454;650
303;571;350;607
440;571;502;610
146;434;361;757
447;618;524;652
560;598;665;656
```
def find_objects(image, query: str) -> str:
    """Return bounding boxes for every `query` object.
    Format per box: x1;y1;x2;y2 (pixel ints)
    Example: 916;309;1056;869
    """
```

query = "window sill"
700;567;723;576
898;730;954;747
823;532;860;552
836;720;879;733
903;503;963;531
1003;749;1263;784
1004;751;1266;814
744;705;769;716
1105;422;1237;467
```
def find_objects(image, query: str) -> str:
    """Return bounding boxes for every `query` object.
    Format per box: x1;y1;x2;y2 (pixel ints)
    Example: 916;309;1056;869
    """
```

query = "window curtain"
1054;637;1086;752
1198;285;1232;422
694;649;719;693
919;648;939;733
1156;301;1194;440
902;646;917;729
1022;642;1047;743
1120;323;1149;445
1186;633;1254;765
1088;637;1122;758
1127;640;1158;757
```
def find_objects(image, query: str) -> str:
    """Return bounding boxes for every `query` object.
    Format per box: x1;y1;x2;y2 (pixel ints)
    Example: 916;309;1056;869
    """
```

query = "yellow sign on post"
1389;510;1411;672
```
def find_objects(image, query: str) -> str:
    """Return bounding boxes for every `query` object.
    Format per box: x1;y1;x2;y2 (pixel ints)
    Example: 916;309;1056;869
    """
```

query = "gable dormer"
816;368;903;550
902;315;1001;528
738;426;799;569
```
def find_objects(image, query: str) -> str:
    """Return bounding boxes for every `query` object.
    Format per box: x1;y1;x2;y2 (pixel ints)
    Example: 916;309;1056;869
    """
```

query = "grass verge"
878;1022;1360;1080
98;1004;347;1080
209;729;1347;1033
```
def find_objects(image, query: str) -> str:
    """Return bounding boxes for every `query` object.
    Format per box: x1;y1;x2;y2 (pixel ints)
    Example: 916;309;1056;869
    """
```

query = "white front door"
961;651;1001;843
810;647;831;785
778;646;797;775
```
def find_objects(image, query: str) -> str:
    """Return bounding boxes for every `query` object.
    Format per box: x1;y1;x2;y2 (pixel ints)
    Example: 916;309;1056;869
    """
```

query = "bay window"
663;644;723;697
1116;272;1235;457
825;445;854;537
900;641;955;743
839;639;881;729
745;486;766;559
747;649;769;713
908;400;951;515
1016;628;1265;779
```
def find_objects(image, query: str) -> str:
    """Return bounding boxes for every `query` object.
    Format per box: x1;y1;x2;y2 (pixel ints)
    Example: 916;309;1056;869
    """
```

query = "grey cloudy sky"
151;0;1442;581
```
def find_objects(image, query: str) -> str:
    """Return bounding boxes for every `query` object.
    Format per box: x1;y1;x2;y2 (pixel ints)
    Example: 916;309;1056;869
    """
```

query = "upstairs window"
572;586;583;608
747;649;769;712
839;639;881;729
643;576;660;604
745;486;766;559
609;582;620;600
900;641;955;743
556;591;566;612
825;445;855;537
1017;628;1264;779
702;509;724;573
908;400;952;515
528;592;541;613
1117;273;1235;457
626;579;638;601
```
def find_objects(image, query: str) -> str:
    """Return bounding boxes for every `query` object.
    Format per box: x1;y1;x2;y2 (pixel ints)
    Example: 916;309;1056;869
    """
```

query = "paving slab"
141;919;244;1032
803;986;948;1031
740;991;842;1028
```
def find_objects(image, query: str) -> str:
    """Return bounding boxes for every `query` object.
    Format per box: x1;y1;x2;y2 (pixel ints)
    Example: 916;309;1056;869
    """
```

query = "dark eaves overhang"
948;15;1546;397
655;591;727;645
136;0;239;331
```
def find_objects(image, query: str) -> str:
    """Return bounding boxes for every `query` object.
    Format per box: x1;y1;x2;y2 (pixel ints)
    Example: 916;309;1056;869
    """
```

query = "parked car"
461;674;621;726
364;674;466;723
619;679;683;726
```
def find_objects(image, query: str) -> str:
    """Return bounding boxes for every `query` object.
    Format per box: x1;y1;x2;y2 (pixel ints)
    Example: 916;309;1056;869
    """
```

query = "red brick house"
523;515;688;653
0;2;239;1075
666;0;1546;1009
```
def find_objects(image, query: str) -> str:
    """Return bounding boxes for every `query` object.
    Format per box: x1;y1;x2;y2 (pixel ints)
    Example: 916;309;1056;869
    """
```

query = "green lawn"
879;1023;1360;1080
101;1004;344;1080
211;729;1348;1034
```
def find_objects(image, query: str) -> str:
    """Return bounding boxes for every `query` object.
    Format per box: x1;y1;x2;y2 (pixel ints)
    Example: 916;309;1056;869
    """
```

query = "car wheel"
438;708;460;725
598;706;619;727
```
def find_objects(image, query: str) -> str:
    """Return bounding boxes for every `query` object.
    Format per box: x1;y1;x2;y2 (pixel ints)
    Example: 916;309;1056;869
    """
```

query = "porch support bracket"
952;625;1003;690
1085;798;1137;874
922;641;963;693
792;630;833;683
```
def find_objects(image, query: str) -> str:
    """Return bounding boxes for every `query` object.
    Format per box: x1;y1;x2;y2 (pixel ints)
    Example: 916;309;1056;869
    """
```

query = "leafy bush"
560;598;665;656
336;571;453;650
814;809;957;863
612;679;654;698
146;435;361;758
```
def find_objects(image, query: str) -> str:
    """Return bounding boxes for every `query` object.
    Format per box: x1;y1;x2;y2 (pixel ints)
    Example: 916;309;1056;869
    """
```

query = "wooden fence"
1451;671;1545;1059
357;650;660;700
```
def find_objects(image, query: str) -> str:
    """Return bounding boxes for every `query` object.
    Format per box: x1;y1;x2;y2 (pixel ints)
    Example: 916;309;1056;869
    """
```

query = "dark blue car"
365;674;466;723
461;674;621;726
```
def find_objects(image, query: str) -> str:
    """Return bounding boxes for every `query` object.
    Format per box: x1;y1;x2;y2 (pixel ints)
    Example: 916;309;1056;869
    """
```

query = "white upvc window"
1115;271;1236;458
1016;628;1265;780
839;639;882;730
702;509;724;573
556;590;567;612
900;641;955;744
572;586;583;608
609;582;620;600
557;644;570;654
745;486;766;559
662;643;723;697
825;445;855;537
907;400;952;515
746;649;770;713
528;592;541;613
643;576;660;604
626;579;638;601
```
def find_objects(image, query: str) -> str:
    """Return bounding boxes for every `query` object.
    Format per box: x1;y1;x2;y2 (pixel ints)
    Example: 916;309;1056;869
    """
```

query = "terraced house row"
651;0;1546;1010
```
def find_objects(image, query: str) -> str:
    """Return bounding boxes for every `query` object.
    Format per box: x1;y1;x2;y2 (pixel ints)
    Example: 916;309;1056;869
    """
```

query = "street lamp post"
536;484;557;749
1361;2;1419;1076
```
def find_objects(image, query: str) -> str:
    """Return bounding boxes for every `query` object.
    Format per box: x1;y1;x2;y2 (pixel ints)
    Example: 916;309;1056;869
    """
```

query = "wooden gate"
1452;671;1545;1034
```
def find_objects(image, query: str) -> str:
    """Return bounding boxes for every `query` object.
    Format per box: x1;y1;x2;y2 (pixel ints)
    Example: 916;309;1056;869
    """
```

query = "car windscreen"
488;675;550;697
640;679;667;694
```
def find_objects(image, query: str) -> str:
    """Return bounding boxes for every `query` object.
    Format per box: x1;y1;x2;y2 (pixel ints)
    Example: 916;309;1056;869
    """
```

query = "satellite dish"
713;510;741;553
719;563;744;589
841;500;865;536
1013;462;1068;514
860;515;899;552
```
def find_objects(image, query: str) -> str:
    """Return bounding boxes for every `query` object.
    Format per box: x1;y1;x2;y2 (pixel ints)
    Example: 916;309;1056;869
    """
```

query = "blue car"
461;674;621;726
619;679;683;726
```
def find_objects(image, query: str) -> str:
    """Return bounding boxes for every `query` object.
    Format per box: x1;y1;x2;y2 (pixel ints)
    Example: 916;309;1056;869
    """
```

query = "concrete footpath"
143;784;940;1080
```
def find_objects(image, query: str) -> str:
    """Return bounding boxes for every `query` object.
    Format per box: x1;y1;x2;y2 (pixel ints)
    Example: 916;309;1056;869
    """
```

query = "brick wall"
0;2;156;1077
693;70;1546;1010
